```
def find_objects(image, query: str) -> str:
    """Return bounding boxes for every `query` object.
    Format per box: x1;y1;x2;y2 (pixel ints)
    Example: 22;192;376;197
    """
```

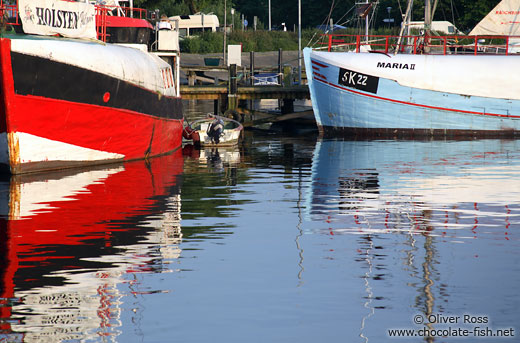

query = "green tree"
451;0;500;32
133;0;502;33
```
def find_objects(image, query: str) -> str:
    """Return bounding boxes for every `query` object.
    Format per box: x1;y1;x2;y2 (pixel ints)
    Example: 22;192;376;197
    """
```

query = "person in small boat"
157;14;172;30
207;114;224;144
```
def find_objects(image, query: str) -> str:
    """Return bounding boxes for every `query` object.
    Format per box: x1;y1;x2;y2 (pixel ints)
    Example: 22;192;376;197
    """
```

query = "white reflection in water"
307;139;520;241
306;139;520;342
1;135;519;343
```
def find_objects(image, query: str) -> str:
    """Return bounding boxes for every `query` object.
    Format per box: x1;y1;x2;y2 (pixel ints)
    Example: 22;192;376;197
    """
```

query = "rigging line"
307;3;358;47
327;0;337;25
450;0;456;29
369;2;379;32
334;5;357;28
432;0;439;19
335;17;355;29
358;2;379;35
323;0;337;31
307;0;339;47
397;0;404;17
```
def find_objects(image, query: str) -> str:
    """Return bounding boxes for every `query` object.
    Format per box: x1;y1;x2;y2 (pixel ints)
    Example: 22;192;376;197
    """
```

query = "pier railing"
322;34;520;55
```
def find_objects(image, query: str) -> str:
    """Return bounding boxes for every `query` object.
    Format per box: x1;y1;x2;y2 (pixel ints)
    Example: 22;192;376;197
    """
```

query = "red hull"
10;94;183;161
0;37;183;174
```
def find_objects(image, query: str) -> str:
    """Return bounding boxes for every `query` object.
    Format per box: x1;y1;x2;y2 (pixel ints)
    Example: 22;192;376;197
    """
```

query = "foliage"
179;28;406;53
179;30;309;53
180;31;223;53
137;0;502;36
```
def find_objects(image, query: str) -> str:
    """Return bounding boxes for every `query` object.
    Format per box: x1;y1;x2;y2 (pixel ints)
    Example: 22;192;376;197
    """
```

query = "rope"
307;4;356;48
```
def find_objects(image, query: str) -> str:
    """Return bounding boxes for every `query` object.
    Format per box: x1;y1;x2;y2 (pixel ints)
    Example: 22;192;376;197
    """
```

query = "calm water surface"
0;104;519;342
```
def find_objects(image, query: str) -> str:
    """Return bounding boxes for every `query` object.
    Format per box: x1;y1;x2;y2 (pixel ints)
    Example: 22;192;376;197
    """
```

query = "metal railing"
97;4;148;20
322;34;520;55
0;1;149;43
96;6;109;42
0;2;19;26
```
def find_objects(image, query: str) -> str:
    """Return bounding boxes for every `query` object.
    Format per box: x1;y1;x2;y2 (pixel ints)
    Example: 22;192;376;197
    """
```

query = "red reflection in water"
0;150;183;338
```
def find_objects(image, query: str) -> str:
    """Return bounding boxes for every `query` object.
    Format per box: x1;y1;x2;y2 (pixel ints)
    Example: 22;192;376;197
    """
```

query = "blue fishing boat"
304;0;520;138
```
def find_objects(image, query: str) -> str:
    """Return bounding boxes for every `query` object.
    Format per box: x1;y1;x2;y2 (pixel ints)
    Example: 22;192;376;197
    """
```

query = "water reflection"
181;144;248;242
308;139;520;238
0;151;183;342
307;139;520;341
1;133;518;342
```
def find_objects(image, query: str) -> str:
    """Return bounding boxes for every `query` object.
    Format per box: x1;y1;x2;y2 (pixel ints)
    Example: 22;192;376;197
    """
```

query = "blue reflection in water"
0;137;518;343
306;139;520;342
308;139;520;239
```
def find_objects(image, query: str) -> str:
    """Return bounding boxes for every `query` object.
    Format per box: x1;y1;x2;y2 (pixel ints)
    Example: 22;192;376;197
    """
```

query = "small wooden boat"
189;116;243;147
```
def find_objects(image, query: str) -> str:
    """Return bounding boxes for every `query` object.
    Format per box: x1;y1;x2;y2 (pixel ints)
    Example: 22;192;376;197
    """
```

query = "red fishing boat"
0;0;183;174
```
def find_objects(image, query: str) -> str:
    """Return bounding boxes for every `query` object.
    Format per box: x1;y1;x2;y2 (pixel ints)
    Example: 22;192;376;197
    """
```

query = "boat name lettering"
36;7;78;29
496;10;520;15
338;68;379;94
376;62;415;70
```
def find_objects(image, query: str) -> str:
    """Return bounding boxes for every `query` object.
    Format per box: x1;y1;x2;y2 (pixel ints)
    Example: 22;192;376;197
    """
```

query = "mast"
424;0;437;53
407;0;414;37
223;0;227;65
395;0;413;54
365;0;369;42
356;0;373;44
424;0;432;35
298;0;301;84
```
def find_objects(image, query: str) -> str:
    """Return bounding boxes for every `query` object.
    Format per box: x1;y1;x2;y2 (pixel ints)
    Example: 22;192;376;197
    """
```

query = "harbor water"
0;101;519;342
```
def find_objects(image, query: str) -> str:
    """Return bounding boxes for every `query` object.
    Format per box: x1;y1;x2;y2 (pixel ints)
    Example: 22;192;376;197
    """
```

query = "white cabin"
169;13;219;37
406;21;461;34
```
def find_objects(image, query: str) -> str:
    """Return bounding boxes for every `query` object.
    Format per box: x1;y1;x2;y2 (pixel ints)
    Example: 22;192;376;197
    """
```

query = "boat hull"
0;36;183;174
304;48;520;138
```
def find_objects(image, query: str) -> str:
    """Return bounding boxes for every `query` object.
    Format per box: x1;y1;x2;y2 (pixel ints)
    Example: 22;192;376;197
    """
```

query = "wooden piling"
228;64;238;112
277;48;283;85
249;51;255;111
281;65;294;114
250;51;255;86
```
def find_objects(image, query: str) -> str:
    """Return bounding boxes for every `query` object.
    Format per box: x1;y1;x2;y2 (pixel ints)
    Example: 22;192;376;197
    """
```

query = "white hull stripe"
10;132;125;164
11;167;124;219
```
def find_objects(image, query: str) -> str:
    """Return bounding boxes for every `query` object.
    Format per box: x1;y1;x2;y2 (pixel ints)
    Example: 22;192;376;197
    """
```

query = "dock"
179;50;313;128
180;84;309;101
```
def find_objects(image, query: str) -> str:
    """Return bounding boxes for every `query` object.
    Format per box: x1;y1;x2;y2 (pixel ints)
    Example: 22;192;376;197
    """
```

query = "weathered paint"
304;48;520;137
10;35;177;97
11;52;182;119
7;132;20;170
0;35;183;174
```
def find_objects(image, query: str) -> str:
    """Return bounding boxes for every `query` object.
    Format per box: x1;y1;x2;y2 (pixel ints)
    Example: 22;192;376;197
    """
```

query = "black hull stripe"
11;52;183;120
319;125;520;139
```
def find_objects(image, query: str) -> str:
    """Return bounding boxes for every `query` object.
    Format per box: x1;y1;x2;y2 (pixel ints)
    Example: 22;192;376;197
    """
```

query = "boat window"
190;28;204;35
